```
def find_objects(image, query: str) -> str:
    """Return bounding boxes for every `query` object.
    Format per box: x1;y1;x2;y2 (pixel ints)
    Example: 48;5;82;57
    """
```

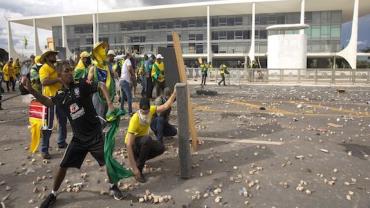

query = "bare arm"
128;65;135;76
126;133;140;176
156;90;176;113
22;77;54;107
41;77;62;86
87;66;94;82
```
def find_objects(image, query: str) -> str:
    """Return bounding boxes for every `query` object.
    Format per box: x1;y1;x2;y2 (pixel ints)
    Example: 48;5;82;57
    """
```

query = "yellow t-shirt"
39;63;62;97
125;106;157;144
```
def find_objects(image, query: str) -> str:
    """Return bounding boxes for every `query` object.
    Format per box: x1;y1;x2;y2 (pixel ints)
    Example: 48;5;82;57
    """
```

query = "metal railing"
186;68;370;85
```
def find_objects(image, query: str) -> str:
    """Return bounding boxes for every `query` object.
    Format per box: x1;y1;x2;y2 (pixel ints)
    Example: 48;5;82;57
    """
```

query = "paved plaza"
0;84;370;208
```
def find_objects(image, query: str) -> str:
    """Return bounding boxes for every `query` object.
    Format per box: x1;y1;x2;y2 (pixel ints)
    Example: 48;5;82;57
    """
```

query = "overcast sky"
0;0;369;56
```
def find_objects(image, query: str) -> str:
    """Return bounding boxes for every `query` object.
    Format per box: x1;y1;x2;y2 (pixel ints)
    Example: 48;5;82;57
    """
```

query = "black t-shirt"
52;81;102;142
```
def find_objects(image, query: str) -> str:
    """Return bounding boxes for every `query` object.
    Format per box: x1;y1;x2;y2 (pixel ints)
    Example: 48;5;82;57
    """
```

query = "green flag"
24;36;28;49
104;108;133;184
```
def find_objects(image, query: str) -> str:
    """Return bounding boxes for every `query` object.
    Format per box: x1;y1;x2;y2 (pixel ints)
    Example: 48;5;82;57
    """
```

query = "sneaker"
40;193;56;208
58;143;68;149
110;185;126;200
134;173;146;183
41;153;51;160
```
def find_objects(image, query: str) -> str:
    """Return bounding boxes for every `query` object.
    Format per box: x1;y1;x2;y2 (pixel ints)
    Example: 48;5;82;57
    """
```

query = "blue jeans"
141;76;147;96
41;105;67;153
119;80;132;114
150;116;177;143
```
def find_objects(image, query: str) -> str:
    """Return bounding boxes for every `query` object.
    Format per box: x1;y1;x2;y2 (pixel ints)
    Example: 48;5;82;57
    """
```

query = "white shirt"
120;59;132;82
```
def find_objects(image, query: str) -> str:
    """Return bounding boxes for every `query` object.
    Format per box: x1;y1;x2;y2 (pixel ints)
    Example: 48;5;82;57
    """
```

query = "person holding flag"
88;42;116;126
21;64;129;208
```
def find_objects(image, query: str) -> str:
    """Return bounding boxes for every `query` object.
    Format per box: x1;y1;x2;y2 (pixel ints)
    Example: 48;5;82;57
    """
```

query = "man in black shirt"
21;65;125;208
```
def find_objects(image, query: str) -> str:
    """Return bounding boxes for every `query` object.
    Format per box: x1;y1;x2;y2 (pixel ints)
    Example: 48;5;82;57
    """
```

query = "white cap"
107;50;116;56
156;54;164;59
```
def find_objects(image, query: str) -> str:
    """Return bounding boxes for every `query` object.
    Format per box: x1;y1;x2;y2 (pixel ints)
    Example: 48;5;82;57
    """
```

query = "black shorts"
60;134;105;169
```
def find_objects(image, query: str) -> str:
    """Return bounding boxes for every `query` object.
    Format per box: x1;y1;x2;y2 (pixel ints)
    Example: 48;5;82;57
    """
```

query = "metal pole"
315;68;318;84
331;69;335;84
280;69;283;82
206;6;211;64
352;68;355;84
176;83;192;179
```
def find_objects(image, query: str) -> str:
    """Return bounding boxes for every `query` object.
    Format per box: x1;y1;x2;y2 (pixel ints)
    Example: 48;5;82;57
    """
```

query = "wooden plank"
172;32;199;151
200;137;283;145
158;47;180;90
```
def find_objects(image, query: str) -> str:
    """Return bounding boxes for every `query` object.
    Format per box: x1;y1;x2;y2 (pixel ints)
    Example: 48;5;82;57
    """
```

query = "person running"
21;65;126;208
150;87;177;143
200;60;208;86
125;91;176;183
3;58;16;92
218;63;228;86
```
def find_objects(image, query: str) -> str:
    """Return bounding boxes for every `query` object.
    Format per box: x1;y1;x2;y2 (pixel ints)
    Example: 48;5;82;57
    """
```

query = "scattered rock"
320;149;329;153
215;196;222;203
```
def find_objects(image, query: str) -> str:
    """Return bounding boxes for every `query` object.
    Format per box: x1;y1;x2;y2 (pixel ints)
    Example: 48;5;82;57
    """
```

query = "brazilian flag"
104;108;133;184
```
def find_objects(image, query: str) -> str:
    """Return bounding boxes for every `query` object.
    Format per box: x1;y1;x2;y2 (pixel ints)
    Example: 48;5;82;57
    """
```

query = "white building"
7;0;370;68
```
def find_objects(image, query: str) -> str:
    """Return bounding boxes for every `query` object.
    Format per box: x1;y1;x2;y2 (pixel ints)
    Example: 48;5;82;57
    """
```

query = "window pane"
188;20;196;27
260;30;267;39
227;17;235;26
331;11;342;24
227;31;234;40
243;30;250;39
235;17;242;25
219;31;227;40
330;25;340;38
182;20;188;28
311;26;321;38
312;12;320;25
219;17;227;26
321;26;330;38
189;34;196;41
321;11;329;25
235;31;243;39
212;31;218;40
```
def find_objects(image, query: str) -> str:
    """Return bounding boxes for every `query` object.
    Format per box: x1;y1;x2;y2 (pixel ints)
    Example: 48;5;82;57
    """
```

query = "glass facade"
52;10;342;55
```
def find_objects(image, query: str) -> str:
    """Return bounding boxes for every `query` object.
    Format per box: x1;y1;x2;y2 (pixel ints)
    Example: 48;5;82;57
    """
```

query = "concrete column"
33;19;42;55
7;21;20;60
206;6;212;64
96;14;100;42
248;3;256;66
176;83;192;179
337;0;359;69
93;14;97;44
61;16;73;59
299;0;305;34
61;16;66;48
